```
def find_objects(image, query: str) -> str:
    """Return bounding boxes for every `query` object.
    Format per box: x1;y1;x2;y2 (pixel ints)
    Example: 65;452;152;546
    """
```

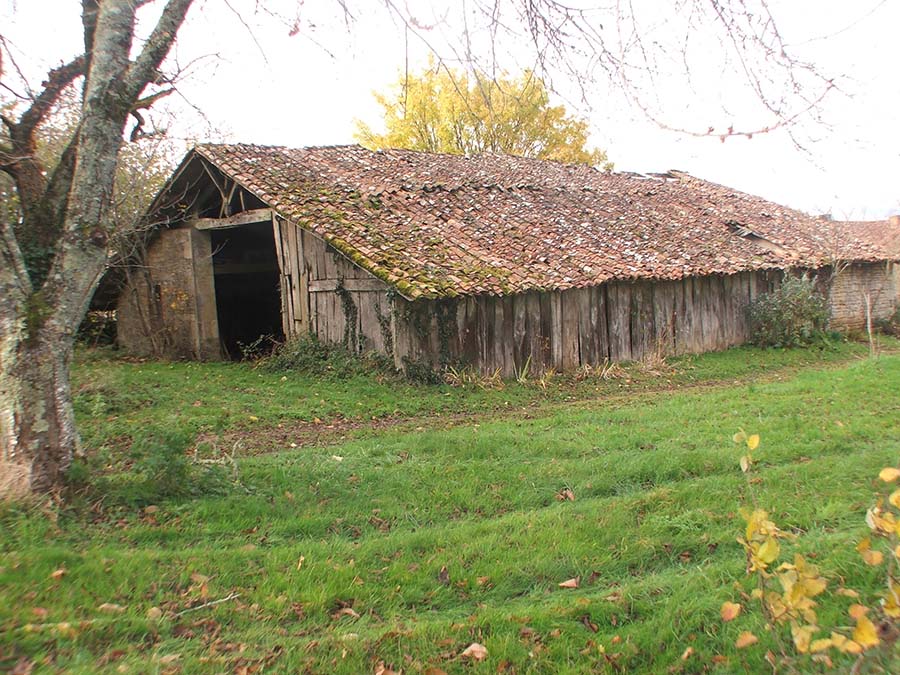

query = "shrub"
725;431;900;672
259;334;392;379
76;310;117;347
748;275;830;347
874;307;900;337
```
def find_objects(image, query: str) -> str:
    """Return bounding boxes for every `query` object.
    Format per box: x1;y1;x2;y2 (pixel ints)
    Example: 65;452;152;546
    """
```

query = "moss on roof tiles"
189;143;895;298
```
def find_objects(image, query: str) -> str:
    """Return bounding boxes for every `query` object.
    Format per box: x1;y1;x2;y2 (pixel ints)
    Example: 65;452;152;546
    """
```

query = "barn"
115;144;899;375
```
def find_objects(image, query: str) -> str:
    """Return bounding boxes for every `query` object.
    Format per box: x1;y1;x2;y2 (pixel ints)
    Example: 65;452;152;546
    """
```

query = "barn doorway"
210;222;284;358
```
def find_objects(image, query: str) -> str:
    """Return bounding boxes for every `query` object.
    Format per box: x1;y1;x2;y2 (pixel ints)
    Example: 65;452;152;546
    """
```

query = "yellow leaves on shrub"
890;489;900;509
878;467;900;483
739;509;786;573
856;538;884;566
735;631;758;649
852;614;880;650
791;622;816;654
864;502;896;535
734;430;759;472
882;584;900;618
720;601;741;622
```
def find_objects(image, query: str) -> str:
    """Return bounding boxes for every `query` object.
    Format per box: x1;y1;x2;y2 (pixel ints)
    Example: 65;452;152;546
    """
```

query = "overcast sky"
2;0;898;219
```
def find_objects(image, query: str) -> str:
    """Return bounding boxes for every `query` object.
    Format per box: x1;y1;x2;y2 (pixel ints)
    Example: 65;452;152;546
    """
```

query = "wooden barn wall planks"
266;228;817;376
273;222;393;354
388;270;774;377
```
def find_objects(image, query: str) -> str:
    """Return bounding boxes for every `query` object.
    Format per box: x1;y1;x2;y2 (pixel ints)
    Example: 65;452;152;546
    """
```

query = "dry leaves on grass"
460;643;488;661
735;631;758;649
558;577;580;589
555;487;575;501
97;603;126;614
720;601;742;622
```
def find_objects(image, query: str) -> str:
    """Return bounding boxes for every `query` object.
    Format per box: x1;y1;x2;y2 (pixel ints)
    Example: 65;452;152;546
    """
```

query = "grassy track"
2;342;899;673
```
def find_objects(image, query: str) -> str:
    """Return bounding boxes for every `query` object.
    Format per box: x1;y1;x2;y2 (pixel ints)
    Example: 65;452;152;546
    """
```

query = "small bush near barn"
259;334;392;378
748;275;830;347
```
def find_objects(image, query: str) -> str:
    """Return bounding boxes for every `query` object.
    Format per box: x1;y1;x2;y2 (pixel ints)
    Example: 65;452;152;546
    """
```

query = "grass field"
2;340;900;673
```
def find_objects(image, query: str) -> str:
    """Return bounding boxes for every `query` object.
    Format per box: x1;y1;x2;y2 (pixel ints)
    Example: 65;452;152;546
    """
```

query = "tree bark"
1;0;196;498
0;328;77;498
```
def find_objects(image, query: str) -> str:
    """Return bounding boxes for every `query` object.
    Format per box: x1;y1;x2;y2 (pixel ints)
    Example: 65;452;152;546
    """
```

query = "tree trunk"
0;326;78;499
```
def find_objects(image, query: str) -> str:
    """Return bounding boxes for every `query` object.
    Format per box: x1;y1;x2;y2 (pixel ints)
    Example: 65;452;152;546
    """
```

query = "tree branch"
124;0;195;99
17;55;86;139
0;218;32;300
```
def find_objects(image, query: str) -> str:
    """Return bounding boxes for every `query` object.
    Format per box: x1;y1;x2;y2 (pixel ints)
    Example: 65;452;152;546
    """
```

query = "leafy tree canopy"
356;66;611;169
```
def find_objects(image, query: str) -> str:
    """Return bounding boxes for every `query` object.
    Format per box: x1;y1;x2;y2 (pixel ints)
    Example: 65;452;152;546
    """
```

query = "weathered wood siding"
273;218;393;354
392;270;783;377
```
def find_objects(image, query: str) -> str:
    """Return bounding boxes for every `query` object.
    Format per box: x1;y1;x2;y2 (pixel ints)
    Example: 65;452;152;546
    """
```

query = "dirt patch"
194;348;897;458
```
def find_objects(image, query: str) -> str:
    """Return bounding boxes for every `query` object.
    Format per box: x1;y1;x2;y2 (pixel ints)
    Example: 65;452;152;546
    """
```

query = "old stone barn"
115;144;899;375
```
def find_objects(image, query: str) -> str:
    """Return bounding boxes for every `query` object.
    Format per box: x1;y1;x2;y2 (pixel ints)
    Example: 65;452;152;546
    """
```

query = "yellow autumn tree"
355;66;611;169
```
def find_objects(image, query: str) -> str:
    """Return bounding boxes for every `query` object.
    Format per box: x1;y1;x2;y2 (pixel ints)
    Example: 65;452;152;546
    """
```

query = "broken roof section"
155;143;894;299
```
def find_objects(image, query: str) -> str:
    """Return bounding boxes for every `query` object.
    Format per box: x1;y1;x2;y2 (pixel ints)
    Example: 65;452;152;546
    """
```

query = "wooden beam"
309;278;388;293
194;208;273;230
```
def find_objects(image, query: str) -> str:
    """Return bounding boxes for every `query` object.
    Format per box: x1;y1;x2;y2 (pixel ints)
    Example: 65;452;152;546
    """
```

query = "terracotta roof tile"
191;143;894;299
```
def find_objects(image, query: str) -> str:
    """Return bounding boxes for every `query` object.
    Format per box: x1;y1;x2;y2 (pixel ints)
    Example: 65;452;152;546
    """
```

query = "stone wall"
828;262;897;330
117;228;220;359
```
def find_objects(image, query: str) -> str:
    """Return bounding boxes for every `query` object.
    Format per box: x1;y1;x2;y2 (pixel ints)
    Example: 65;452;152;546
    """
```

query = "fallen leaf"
460;643;488;661
147;607;163;620
331;455;344;462
746;434;760;450
296;556;306;570
880;467;900;482
476;576;490;586
50;568;66;580
848;604;869;620
438;566;450;586
144;505;159;514
248;415;259;422
558;577;580;589
423;669;447;675
331;607;360;620
190;573;210;584
735;631;758;649
373;661;401;675
579;614;598;632
31;607;49;619
720;601;742;622
158;654;181;665
681;646;694;660
555;487;576;501
853;615;879;649
98;603;126;614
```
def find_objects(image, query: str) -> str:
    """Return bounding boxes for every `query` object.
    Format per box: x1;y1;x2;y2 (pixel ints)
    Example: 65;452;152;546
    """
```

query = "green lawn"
2;341;900;673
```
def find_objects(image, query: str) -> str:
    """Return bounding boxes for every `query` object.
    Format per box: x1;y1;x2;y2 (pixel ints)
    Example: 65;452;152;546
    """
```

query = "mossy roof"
183;143;893;299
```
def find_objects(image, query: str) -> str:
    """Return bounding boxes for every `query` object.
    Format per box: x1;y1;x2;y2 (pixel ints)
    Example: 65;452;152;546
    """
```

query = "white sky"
2;0;898;219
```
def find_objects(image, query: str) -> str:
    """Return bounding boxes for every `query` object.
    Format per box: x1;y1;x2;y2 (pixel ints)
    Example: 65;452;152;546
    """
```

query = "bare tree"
0;0;847;497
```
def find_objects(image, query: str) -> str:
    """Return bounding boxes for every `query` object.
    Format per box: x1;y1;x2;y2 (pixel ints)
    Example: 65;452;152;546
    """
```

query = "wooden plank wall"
274;220;393;353
392;270;783;377
268;220;789;376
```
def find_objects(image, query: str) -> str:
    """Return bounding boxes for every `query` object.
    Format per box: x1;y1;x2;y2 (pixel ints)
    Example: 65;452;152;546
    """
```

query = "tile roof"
839;219;900;259
189;143;894;299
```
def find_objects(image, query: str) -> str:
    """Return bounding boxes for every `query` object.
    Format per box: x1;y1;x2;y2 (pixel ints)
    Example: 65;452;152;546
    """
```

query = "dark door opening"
210;222;284;359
